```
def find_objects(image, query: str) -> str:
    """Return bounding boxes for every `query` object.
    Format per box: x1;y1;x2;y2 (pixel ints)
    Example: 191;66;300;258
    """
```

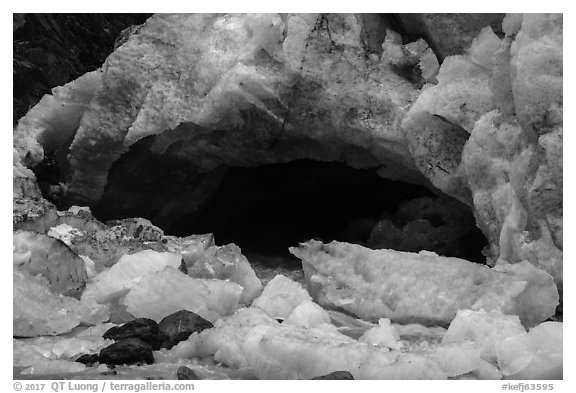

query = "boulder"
75;354;99;365
103;318;163;350
176;366;201;380
158;310;213;349
311;371;354;380
98;338;154;366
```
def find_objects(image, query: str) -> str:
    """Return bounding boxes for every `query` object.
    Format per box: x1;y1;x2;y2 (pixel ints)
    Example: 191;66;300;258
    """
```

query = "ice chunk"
13;230;88;298
188;243;262;304
284;300;331;328
426;342;501;380
20;359;86;376
73;323;117;338
242;324;446;379
326;310;375;339
189;307;446;379
120;267;242;324
493;261;559;328
190;307;278;368
76;289;111;326
252;274;312;319
14;69;102;156
290;240;558;327
470;27;503;70
15;336;112;363
13;339;45;367
442;309;525;363
358;318;401;350
13;270;81;337
79;255;97;279
496;322;562;379
83;250;182;303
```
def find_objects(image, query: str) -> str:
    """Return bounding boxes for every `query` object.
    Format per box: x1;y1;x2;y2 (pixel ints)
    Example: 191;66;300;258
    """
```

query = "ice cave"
13;13;563;380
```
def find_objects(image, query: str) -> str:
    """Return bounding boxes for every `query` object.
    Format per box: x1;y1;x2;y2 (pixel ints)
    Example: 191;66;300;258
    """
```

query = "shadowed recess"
168;160;488;263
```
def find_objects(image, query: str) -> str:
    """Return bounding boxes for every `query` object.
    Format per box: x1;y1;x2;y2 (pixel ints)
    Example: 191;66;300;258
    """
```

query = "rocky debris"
13;195;58;234
13;270;82;337
50;212;169;270
103;318;163;350
158;310;214;350
106;217;164;242
290;240;558;328
13;230;88;298
187;243;263;304
311;371;354;380
75;354;99;365
98;338;154;366
14;201;171;270
252;275;312;320
176;366;201;380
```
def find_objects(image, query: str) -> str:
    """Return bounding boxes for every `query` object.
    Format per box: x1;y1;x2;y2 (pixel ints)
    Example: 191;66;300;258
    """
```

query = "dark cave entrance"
168;159;488;265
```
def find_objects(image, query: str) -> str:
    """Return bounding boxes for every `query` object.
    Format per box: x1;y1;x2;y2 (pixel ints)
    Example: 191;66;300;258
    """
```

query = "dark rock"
98;338;154;366
158;310;213;349
13;14;151;123
100;370;117;376
103;318;163;350
311;371;354;380
176;366;200;380
178;260;188;275
75;353;99;365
